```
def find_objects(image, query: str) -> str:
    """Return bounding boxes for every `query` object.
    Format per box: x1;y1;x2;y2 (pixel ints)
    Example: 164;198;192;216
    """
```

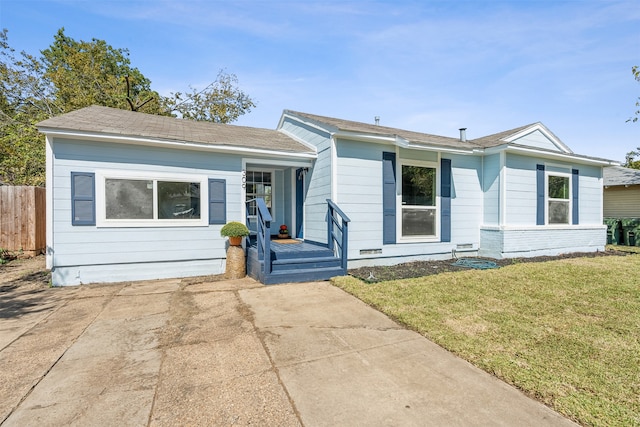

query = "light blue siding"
576;165;603;225
504;154;538;225
281;118;333;243
51;138;244;285
336;140;386;253
511;129;563;152
449;155;483;245
283;169;293;231
399;148;437;162
479;226;606;259
482;154;501;225
335;141;484;263
503;154;603;226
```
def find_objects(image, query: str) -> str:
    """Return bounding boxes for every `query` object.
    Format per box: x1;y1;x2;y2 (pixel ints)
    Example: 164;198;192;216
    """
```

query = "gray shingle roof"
470;123;539;147
604;166;640;186
37;105;315;155
284;110;481;150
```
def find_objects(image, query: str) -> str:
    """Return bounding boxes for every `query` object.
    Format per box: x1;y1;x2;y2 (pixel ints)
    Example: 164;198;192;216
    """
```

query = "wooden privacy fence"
0;186;46;256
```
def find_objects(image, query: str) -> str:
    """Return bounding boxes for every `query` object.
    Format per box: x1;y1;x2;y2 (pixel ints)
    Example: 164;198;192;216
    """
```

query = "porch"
246;198;350;285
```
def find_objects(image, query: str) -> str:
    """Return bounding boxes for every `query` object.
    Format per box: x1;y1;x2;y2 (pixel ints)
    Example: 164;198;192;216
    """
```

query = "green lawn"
332;254;640;426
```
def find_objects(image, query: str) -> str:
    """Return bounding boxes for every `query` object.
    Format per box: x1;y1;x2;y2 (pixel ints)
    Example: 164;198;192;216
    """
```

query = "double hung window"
401;164;437;238
547;174;570;224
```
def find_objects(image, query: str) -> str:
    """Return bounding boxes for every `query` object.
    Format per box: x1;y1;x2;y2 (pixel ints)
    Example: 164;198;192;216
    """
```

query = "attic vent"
459;128;467;142
375;116;380;126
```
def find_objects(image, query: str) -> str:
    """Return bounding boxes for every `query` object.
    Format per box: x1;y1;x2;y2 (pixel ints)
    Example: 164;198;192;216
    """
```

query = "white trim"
277;127;319;153
545;170;572;225
331;136;338;202
39;129;317;160
331;130;478;155
502;123;573;154
95;170;209;228
278;112;338;136
242;157;313;168
499;151;507;226
396;157;440;243
480;224;605;231
485;144;615;166
244;167;276;221
291;168;297;239
45;135;54;270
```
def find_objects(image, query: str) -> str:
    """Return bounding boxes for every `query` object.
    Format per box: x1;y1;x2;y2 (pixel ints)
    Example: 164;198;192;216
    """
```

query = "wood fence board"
0;186;46;254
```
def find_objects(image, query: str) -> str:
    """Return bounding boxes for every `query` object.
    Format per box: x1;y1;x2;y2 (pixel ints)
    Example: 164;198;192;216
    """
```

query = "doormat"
273;239;301;244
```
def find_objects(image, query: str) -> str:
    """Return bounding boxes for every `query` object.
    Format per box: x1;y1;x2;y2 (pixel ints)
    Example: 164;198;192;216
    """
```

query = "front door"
295;168;305;238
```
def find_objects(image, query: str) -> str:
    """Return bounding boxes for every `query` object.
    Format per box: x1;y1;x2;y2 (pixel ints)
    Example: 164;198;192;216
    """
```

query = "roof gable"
474;123;572;154
38;105;315;156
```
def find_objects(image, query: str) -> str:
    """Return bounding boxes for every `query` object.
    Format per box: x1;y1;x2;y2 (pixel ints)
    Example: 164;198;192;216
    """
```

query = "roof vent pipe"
459;128;467;142
375;116;380;126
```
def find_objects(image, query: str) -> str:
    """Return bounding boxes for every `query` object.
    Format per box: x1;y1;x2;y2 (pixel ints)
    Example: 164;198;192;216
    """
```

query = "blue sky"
2;0;639;162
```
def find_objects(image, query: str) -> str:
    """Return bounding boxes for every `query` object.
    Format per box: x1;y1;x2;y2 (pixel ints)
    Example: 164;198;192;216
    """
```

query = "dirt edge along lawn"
334;250;640;427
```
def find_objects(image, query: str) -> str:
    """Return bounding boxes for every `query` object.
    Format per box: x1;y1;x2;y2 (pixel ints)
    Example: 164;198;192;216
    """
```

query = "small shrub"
220;221;250;237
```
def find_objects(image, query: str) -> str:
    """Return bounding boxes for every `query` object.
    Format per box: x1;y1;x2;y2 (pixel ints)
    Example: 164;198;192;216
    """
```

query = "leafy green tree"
629;66;640;124
0;28;255;185
163;70;255;123
624;148;640;169
0;29;50;185
41;28;164;115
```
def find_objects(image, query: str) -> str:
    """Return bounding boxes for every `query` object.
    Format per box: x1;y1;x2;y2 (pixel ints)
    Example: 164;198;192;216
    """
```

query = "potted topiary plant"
220;221;250;246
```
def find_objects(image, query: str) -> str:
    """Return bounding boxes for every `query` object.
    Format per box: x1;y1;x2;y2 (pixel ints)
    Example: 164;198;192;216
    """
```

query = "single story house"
603;166;640;218
38;106;615;286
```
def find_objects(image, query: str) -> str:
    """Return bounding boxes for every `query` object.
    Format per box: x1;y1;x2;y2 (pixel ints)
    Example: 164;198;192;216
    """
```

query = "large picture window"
401;164;437;237
97;172;207;227
547;174;570;224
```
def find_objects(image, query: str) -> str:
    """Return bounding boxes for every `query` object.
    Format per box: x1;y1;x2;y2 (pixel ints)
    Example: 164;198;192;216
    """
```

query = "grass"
332;254;640;426
609;244;640;254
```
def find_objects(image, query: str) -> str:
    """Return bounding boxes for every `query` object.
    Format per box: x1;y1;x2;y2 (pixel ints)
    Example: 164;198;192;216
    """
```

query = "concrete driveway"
0;276;577;426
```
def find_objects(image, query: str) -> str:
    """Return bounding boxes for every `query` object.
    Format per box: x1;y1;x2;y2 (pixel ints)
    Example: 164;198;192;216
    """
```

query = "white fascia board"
484;144;617;166
333;131;478;155
502;123;573;154
332;130;395;145
278;112;338;135
277;128;318;153
243;157;314;168
40;128;317;160
401;142;480;155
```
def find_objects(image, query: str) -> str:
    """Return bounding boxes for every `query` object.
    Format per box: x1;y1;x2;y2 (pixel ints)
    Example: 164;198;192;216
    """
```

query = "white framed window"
96;171;209;227
546;172;571;224
245;170;274;217
398;160;439;241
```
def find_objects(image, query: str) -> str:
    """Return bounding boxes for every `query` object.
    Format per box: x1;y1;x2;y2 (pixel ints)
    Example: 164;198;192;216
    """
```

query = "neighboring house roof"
37;105;316;156
604;166;640;186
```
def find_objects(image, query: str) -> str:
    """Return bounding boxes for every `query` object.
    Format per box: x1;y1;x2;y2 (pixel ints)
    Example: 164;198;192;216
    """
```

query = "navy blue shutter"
208;179;226;224
572;169;579;224
536;164;545;225
441;158;452;242
382;152;396;244
71;172;95;226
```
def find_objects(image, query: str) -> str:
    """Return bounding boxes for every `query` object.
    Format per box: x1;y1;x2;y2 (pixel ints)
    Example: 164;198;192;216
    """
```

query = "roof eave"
332;131;478;155
485;143;617;166
39;128;317;160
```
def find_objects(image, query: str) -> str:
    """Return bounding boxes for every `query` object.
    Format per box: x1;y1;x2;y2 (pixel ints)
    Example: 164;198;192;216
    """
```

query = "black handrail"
327;199;351;272
246;198;272;278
